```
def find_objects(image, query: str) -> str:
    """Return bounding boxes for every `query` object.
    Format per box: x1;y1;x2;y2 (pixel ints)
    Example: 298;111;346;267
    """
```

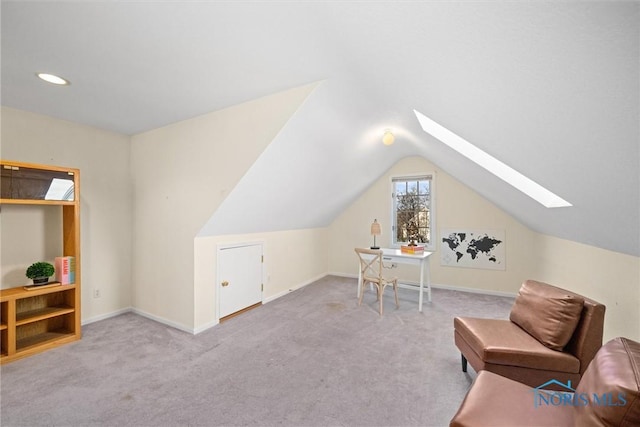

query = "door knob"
221;281;229;287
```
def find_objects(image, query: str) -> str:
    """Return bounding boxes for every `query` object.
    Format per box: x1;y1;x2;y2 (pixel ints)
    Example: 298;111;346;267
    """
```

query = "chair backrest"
564;295;606;375
354;248;383;282
515;280;605;374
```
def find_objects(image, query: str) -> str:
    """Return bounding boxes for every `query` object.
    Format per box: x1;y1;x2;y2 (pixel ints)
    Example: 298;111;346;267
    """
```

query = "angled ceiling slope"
197;81;421;237
2;2;639;256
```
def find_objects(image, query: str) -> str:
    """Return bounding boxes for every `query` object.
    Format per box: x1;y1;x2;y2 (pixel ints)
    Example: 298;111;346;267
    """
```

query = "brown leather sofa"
450;337;640;426
454;280;605;389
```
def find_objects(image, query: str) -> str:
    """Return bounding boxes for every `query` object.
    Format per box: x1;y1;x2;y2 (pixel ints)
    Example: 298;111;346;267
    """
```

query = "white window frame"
390;173;436;250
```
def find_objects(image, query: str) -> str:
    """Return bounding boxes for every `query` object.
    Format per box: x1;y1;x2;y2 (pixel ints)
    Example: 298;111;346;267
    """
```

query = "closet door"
217;244;263;319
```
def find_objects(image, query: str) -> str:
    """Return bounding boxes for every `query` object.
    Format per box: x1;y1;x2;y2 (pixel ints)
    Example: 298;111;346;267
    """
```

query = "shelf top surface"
1;283;77;301
0;198;77;206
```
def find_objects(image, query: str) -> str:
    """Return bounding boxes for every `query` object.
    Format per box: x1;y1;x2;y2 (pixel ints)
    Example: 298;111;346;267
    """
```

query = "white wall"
194;228;328;331
130;83;316;331
0;107;133;322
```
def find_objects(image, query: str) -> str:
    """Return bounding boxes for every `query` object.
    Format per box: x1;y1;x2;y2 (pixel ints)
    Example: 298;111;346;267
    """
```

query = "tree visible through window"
392;175;433;246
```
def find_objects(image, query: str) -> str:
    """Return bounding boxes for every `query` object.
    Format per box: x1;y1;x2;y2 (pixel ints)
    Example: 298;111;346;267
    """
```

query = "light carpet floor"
1;275;514;426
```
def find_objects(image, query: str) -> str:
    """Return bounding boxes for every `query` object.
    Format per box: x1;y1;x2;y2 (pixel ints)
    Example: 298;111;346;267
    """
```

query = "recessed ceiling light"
36;73;70;86
414;109;572;208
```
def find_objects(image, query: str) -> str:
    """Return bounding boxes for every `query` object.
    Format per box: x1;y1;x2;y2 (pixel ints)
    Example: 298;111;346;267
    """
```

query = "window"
392;174;434;248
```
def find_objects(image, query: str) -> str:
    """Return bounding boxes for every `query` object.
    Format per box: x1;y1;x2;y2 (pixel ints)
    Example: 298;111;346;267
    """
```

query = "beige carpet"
1;275;514;426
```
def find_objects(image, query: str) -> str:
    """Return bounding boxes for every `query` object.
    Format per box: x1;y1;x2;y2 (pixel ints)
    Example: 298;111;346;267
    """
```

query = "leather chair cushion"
449;370;574;427
509;280;584;351
574;337;640;426
455;317;580;373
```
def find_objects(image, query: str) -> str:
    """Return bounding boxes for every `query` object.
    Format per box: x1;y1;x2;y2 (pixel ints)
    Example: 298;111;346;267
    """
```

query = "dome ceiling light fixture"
36;72;70;86
382;129;395;146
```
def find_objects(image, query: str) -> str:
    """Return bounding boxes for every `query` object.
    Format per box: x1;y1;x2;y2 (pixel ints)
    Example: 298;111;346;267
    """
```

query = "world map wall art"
440;229;505;270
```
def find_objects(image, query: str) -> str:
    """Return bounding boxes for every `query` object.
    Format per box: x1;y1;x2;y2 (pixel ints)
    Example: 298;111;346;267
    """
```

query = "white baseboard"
263;273;328;304
327;272;516;298
82;307;132;326
130;307;195;334
194;273;328;334
193;319;219;335
81;274;514;334
82;274;329;335
83;306;214;335
433;283;516;298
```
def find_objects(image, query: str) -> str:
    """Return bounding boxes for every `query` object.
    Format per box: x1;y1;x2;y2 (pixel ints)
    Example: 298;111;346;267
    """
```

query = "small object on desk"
401;245;425;254
23;281;61;291
370;219;381;249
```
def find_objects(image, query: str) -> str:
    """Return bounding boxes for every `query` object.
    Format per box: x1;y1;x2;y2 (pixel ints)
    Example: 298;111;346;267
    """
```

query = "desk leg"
419;260;424;312
426;258;432;303
357;264;362;299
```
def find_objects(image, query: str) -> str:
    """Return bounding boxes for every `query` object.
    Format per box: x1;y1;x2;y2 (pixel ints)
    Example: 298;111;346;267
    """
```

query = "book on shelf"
55;256;75;285
401;245;425;254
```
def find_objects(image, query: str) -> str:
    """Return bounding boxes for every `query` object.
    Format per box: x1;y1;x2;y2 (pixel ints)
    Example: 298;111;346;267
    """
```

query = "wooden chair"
354;248;399;315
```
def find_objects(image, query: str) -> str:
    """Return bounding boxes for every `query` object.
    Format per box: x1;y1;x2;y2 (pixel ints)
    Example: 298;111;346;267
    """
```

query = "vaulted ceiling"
2;2;638;256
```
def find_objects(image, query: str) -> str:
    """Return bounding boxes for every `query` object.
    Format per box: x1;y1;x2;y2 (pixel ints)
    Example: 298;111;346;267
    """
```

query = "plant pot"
32;277;49;285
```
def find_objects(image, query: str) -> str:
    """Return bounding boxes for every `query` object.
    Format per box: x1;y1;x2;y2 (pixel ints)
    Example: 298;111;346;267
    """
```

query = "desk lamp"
370;219;381;249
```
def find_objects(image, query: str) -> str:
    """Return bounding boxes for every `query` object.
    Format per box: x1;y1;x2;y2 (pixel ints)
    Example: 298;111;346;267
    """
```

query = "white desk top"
377;247;433;259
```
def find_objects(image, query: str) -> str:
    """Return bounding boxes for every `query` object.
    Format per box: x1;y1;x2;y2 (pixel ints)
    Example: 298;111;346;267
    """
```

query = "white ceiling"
2;2;639;256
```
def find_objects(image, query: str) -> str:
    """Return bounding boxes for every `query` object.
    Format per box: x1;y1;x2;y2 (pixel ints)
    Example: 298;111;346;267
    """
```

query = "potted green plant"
25;261;55;285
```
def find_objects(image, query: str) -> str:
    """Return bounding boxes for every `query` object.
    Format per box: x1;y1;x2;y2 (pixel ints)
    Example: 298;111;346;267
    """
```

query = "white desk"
357;248;433;312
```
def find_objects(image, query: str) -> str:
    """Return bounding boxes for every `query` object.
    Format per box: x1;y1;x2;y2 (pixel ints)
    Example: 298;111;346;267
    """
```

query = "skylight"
413;110;571;208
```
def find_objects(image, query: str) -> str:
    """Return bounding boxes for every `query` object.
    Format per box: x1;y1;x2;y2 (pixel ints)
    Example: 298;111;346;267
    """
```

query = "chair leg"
393;282;399;308
358;280;366;306
461;354;468;373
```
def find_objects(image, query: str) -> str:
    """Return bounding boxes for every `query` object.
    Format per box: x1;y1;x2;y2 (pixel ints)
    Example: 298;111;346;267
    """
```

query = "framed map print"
440;229;505;270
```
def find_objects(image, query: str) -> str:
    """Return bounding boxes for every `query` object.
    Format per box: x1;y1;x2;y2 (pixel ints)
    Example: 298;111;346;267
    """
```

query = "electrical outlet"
93;289;101;298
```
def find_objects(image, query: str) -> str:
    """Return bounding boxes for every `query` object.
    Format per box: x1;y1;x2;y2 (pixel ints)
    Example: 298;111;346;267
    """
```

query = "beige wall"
329;155;640;341
1;205;63;284
328;156;539;293
130;83;316;331
0;107;133;323
535;235;640;342
3;107;637;342
194;228;328;331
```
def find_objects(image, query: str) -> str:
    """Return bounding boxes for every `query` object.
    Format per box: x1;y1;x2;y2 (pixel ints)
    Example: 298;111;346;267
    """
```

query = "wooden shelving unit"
0;160;81;364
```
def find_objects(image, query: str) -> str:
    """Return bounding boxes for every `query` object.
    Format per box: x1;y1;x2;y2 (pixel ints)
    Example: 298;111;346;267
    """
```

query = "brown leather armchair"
454;280;605;389
450;337;640;426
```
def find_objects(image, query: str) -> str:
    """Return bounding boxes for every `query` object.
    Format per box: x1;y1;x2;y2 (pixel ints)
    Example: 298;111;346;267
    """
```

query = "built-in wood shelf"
1;160;81;364
16;330;75;353
16;305;75;326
